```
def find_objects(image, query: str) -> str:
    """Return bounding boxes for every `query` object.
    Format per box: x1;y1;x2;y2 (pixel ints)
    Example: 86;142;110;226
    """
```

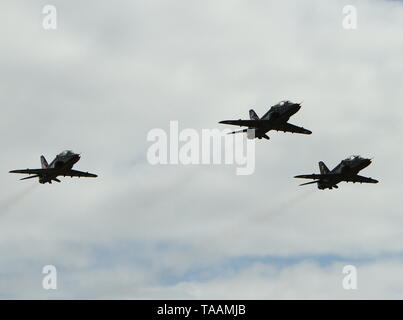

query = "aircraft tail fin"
319;161;330;174
249;109;260;120
41;156;49;169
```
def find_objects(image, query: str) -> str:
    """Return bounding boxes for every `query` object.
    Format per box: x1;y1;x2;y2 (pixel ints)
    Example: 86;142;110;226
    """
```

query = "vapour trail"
251;188;317;224
0;183;38;216
203;188;317;247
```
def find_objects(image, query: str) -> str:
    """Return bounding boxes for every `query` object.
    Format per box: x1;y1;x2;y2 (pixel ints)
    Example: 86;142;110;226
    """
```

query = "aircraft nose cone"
293;104;301;112
362;158;372;167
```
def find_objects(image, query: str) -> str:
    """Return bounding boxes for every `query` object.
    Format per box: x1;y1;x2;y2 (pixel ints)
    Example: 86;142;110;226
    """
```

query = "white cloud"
0;0;402;299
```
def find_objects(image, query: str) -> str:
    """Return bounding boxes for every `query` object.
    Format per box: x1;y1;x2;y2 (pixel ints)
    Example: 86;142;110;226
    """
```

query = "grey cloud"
1;0;403;298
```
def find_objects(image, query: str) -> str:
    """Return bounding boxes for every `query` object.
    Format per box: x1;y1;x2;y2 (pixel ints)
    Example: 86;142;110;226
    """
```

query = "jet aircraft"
9;150;98;184
219;100;312;139
294;155;378;190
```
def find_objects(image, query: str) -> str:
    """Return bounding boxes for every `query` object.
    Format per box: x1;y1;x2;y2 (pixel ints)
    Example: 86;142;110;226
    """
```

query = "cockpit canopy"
58;150;75;157
278;100;291;106
346;155;361;161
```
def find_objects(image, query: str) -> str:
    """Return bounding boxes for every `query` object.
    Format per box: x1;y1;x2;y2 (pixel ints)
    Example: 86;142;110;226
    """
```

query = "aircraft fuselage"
252;102;301;138
39;151;81;183
318;157;372;189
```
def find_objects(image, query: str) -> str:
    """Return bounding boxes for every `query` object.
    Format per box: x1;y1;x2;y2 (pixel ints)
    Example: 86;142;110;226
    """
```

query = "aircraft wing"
295;173;378;184
9;168;52;175
294;174;328;180
271;123;312;135
219;120;269;128
63;169;98;178
344;175;378;184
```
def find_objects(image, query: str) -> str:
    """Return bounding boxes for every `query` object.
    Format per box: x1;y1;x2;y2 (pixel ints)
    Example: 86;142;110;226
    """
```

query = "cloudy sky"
1;0;403;299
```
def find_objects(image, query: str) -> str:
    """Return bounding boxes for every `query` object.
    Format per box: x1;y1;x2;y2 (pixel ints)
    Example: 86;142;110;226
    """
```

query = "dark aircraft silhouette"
219;100;312;140
294;155;378;190
9;150;97;184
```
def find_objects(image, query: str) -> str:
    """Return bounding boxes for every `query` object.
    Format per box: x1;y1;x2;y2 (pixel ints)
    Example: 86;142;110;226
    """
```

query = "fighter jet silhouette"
219;100;312;140
294;155;378;190
9;150;97;184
